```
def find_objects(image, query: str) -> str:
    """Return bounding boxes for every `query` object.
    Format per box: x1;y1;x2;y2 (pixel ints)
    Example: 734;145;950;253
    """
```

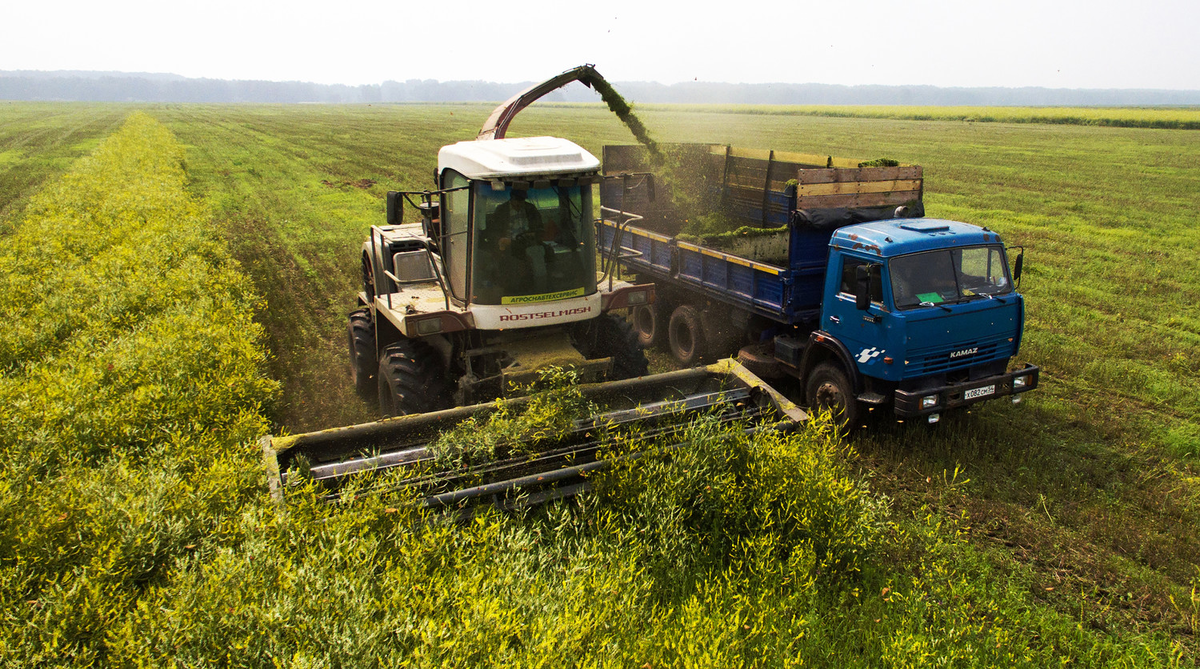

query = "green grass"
145;102;1200;659
0;103;130;233
1;102;1198;665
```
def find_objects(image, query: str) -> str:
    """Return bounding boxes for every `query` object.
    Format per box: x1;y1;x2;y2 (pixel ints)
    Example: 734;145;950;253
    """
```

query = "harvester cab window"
890;245;1012;310
442;170;470;300
471;181;596;305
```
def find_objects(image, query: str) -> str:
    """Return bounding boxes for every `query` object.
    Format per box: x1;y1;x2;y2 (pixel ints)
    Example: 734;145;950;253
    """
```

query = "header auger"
264;360;806;507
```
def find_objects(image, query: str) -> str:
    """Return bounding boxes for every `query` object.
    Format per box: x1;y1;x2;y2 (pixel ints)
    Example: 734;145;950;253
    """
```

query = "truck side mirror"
855;265;871;311
1013;252;1024;282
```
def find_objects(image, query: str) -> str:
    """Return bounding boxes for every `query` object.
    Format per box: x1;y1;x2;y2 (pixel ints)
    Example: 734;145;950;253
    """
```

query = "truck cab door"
823;254;890;377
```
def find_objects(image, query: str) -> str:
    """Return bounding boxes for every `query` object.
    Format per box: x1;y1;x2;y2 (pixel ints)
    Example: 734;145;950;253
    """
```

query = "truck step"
858;391;888;405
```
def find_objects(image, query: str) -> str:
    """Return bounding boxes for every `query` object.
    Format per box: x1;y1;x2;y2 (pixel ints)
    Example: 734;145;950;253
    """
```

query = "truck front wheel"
806;362;858;430
377;338;451;417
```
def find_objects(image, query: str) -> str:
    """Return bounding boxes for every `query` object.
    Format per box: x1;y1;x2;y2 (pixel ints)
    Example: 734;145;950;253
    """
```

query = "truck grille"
903;333;1015;379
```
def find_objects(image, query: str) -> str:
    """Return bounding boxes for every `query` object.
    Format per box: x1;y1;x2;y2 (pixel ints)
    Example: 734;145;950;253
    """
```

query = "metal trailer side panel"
601;218;816;324
674;242;789;314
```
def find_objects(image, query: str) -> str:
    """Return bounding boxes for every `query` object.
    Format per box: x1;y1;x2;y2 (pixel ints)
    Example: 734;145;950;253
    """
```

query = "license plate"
964;385;996;400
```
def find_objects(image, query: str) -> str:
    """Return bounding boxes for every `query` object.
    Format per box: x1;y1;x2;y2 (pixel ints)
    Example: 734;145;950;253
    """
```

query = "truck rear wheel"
805;362;858;430
631;304;661;349
377;338;451;417
347;308;376;399
575;313;649;380
668;304;707;367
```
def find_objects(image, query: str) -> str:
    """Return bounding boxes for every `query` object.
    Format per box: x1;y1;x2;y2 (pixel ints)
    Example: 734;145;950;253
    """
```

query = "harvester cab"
351;68;653;416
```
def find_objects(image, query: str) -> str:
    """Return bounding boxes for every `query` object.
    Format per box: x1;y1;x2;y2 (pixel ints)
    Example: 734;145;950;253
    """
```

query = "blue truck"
598;144;1039;426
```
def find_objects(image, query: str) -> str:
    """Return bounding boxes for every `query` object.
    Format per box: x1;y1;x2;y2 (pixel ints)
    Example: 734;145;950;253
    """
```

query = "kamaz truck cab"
794;217;1038;425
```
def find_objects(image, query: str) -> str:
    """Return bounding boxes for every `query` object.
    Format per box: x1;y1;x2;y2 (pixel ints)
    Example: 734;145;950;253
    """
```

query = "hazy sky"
5;0;1198;90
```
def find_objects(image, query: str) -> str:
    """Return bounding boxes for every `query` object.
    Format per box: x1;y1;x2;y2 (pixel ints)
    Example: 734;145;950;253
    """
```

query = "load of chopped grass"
858;157;900;167
677;221;792;265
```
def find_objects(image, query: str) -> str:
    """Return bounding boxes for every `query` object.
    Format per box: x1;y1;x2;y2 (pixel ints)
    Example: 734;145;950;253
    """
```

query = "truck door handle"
829;315;841;324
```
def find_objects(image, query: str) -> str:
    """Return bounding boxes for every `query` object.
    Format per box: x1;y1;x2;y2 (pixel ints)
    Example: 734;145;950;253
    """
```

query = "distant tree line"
2;70;1199;106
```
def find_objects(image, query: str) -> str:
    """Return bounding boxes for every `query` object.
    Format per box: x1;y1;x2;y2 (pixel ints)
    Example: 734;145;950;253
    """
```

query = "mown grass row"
0;112;278;664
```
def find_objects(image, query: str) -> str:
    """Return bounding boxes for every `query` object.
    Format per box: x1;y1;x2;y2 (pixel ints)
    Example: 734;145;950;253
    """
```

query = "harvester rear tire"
667;304;707;367
805;362;858;431
575;313;649;380
348;308;376;399
377;338;451;417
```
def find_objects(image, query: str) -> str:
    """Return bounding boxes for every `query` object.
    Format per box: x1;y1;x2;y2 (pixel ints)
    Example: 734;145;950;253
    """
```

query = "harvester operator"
489;188;548;292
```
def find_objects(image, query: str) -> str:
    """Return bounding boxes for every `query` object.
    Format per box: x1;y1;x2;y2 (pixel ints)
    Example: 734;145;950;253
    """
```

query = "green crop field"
626;103;1200;129
1;102;1198;666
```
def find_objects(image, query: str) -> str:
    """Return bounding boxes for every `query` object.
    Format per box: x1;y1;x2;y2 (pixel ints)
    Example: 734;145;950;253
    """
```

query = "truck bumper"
892;363;1039;418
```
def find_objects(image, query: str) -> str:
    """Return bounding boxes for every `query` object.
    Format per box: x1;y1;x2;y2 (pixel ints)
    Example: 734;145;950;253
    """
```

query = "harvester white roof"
438;137;600;180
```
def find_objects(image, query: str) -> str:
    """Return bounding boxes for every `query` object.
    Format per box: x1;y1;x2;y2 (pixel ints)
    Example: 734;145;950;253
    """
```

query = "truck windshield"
890;245;1012;309
471;182;596;305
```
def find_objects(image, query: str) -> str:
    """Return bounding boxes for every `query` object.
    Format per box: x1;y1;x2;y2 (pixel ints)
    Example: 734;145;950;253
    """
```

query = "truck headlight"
1013;375;1029;390
921;394;938;409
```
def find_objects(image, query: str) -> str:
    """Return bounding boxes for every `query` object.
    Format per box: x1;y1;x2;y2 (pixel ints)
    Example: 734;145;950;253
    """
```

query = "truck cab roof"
438;137;600;180
830;218;1007;259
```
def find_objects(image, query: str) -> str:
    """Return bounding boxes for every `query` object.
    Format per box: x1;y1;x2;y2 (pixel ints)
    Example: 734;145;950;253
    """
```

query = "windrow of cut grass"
0;112;278;664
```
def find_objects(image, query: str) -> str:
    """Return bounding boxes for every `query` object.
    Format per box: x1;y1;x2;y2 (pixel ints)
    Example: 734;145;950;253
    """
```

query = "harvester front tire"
347;308;376;399
576;313;649;380
667;304;707;367
805;362;858;431
377;339;451;417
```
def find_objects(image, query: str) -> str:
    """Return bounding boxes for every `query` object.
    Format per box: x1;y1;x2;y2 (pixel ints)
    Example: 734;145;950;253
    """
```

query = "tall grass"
0;112;277;665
